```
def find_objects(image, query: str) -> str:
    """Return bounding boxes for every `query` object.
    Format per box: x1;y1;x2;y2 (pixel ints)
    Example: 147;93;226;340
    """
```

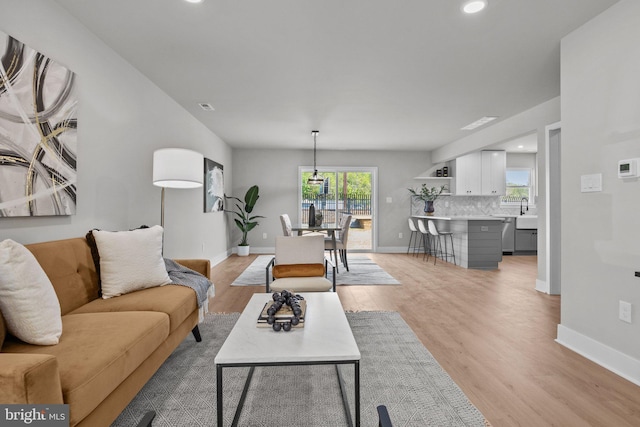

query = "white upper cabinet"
453;150;506;196
454;152;482;195
481;150;506;195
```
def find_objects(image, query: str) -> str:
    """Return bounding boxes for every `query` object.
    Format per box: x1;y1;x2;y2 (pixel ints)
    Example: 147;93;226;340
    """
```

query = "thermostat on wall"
618;158;640;178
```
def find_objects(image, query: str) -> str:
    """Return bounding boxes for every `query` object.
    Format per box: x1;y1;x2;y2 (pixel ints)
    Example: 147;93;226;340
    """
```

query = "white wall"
431;98;560;164
557;0;640;384
507;153;536;170
231;148;431;252
0;1;232;263
432;98;560;285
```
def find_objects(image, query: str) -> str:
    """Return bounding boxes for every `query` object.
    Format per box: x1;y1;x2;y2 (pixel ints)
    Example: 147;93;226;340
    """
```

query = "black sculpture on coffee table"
266;290;304;332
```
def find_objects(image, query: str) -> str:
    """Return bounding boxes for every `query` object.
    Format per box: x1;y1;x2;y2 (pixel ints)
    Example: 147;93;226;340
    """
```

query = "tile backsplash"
411;196;537;217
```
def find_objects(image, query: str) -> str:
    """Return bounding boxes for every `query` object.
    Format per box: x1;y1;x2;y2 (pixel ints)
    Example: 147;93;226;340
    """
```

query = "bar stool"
416;219;433;262
407;218;420;256
427;220;456;265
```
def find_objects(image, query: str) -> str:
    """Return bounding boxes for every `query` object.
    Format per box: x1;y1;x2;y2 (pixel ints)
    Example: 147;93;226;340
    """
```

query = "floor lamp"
152;148;203;227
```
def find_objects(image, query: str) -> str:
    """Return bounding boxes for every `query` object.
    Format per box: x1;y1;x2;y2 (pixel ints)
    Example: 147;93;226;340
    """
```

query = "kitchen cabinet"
454;152;482;195
515;229;537;252
481;150;506;195
453;150;506;196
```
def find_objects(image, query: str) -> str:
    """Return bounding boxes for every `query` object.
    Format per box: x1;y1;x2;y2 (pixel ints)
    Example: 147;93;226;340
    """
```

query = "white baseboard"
210;251;231;267
234;246;274;255
556;324;640;387
376;246;408;253
535;279;549;293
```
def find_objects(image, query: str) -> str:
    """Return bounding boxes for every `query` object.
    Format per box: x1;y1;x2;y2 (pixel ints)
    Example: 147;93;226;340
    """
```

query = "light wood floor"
208;253;640;427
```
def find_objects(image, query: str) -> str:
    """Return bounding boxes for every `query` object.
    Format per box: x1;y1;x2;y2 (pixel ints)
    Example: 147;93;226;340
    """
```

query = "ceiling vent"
198;103;215;111
461;116;498;130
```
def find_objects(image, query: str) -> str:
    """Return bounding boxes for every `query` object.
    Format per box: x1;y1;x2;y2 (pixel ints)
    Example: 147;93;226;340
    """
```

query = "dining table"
290;223;342;273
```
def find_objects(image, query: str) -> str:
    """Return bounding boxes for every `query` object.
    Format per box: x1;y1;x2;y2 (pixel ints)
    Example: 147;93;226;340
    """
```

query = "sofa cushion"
0;239;62;345
0;311;6;350
273;263;325;278
69;285;197;334
269;276;333;292
2;311;169;426
92;226;172;298
26;238;100;315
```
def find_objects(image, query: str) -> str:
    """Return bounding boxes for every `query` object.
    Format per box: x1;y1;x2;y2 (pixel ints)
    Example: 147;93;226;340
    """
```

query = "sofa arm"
174;259;211;279
0;353;64;404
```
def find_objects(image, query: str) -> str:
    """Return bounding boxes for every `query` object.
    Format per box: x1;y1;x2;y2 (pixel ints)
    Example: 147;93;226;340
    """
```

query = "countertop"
412;215;504;221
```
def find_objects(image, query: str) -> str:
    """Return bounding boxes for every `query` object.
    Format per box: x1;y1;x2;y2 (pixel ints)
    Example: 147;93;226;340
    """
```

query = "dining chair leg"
433;235;441;265
407;231;415;255
341;249;349;271
446;233;456;265
421;233;428;261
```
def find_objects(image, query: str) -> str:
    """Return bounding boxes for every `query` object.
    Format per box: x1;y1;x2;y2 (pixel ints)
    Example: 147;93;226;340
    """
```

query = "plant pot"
424;200;435;216
237;245;250;256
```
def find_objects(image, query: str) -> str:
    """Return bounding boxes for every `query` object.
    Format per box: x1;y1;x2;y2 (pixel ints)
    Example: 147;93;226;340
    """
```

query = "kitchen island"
413;215;503;270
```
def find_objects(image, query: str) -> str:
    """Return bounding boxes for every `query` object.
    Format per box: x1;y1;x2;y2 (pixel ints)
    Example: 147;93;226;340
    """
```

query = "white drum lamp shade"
153;148;204;227
153;148;204;188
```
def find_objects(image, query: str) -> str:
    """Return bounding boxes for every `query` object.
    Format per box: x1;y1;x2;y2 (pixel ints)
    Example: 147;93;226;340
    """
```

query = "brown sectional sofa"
0;237;211;427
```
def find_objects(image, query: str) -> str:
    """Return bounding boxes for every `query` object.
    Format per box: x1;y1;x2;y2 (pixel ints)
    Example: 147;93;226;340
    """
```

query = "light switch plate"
619;300;632;323
581;173;602;192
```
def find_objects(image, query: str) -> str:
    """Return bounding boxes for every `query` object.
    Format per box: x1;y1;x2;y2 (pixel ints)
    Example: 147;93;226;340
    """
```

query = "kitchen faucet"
520;197;529;215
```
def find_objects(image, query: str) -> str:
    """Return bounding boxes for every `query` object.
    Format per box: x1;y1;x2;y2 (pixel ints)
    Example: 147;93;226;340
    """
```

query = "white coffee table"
215;292;361;426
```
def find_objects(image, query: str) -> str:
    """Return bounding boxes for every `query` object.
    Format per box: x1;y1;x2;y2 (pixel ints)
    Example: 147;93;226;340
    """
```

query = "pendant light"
307;130;324;185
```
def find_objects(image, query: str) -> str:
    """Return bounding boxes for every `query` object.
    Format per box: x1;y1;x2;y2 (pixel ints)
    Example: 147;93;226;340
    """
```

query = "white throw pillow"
0;239;63;345
92;225;171;299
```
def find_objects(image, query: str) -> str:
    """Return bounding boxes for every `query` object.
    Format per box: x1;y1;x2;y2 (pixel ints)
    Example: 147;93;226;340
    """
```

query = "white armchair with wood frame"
265;235;336;293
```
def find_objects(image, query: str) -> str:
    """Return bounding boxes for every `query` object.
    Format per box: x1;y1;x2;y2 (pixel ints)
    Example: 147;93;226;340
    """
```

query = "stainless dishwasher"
501;217;515;254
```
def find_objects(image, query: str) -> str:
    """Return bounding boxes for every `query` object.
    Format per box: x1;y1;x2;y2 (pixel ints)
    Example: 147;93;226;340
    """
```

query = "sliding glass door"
299;167;376;251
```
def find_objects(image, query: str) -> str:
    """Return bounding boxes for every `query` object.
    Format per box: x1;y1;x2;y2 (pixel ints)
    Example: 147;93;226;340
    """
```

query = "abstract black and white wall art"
0;31;78;217
204;158;224;212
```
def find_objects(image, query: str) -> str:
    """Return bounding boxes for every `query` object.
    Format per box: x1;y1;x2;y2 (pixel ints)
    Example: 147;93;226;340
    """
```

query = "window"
299;167;376;251
502;168;533;204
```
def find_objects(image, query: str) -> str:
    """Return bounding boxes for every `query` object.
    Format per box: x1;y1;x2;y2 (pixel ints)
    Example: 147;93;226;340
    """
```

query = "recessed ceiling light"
461;116;498;130
518;145;524;149
184;0;203;3
198;103;215;111
462;0;488;14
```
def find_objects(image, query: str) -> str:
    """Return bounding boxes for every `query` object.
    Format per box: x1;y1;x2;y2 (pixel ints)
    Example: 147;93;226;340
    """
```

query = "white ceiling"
55;0;619;151
488;133;538;153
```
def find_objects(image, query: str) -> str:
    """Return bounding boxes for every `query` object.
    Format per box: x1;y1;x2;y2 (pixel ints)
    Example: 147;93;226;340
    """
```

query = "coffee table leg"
217;365;223;427
232;366;255;427
355;361;360;427
336;362;360;427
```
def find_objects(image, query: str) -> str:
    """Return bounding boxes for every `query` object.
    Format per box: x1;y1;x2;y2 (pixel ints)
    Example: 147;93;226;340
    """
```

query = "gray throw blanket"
164;258;212;308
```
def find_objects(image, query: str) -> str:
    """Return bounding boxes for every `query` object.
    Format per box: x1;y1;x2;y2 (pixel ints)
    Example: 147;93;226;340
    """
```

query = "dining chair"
325;214;352;271
280;213;292;236
407;217;420;256
427;220;456;266
265;235;336;292
416;219;432;262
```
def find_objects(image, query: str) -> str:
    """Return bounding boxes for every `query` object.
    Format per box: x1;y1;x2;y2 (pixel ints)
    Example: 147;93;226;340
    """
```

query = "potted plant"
226;185;264;256
408;184;447;216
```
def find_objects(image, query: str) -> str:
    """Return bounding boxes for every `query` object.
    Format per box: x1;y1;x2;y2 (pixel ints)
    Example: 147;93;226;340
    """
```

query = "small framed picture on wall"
204;158;224;212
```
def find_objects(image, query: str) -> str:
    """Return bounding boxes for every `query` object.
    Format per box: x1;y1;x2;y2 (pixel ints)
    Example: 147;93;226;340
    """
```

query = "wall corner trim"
535;279;549;293
556;324;640;387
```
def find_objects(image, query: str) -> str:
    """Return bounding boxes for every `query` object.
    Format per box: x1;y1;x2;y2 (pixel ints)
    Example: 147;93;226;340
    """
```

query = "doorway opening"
299;167;376;251
545;123;562;295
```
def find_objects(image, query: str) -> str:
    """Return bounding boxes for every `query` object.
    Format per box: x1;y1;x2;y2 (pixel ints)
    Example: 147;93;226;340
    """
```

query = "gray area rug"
112;312;487;427
232;254;400;286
